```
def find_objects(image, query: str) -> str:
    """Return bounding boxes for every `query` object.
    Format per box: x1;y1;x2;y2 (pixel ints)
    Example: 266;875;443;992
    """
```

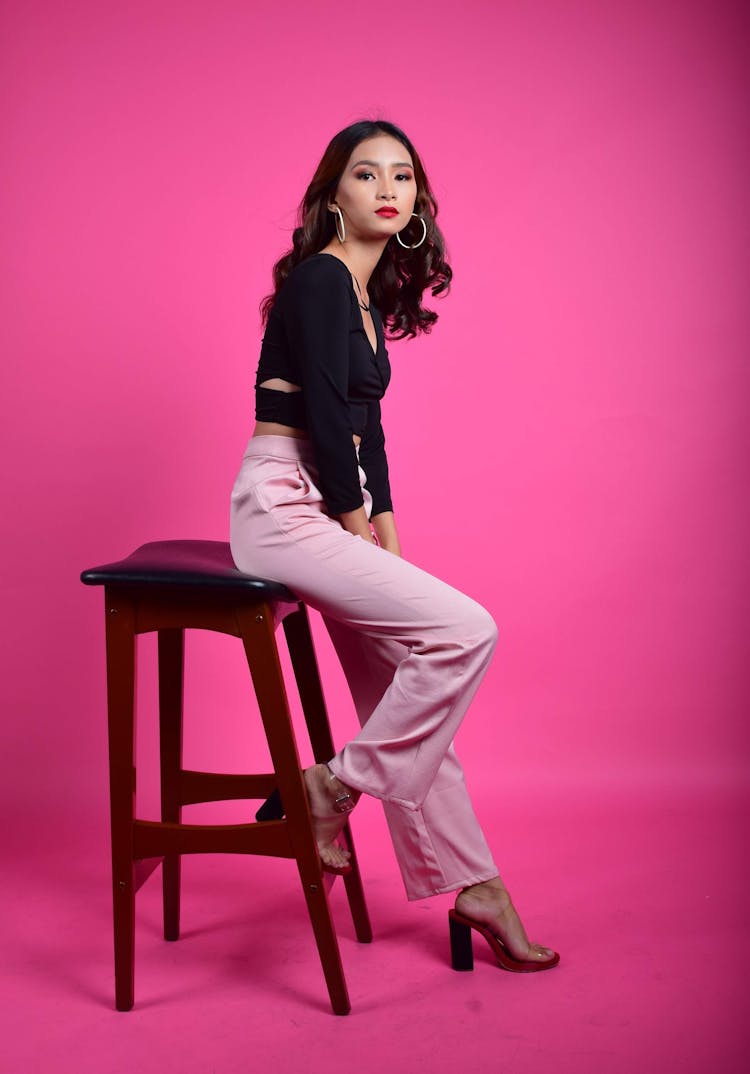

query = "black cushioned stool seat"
81;539;371;1015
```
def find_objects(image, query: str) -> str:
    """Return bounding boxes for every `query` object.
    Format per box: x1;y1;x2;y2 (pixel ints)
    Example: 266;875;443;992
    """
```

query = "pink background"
1;1;748;1071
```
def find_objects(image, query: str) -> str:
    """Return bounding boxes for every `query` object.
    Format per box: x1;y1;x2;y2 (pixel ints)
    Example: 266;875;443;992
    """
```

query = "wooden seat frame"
86;557;371;1016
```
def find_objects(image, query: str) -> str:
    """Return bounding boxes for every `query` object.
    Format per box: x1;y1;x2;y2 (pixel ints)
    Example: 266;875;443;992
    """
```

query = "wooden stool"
81;539;371;1015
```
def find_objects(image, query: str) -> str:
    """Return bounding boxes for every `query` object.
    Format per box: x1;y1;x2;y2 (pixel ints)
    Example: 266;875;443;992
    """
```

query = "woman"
230;119;558;973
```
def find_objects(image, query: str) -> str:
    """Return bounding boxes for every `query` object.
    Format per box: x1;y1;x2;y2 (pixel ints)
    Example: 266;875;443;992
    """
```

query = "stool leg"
104;591;137;1012
283;607;373;945
158;628;184;942
238;604;351;1015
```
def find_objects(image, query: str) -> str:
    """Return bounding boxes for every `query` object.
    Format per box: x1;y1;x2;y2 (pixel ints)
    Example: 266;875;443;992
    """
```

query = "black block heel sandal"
448;909;560;973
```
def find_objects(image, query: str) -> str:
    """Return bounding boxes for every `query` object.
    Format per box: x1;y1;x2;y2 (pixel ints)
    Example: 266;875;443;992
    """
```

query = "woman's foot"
454;878;556;964
303;764;360;872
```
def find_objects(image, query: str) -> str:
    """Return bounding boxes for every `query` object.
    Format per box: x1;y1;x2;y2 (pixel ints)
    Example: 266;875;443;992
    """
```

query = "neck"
321;237;388;289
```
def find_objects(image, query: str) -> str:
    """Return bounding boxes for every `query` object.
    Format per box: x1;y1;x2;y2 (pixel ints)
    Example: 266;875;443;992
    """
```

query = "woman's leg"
230;442;498;813
323;616;555;962
322;618;498;899
230;439;556;963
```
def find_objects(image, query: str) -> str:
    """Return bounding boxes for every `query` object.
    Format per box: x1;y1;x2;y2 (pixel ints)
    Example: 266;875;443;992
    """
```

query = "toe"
320;843;350;868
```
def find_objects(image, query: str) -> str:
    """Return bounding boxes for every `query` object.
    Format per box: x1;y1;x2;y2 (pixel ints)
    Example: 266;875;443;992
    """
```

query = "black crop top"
255;253;393;516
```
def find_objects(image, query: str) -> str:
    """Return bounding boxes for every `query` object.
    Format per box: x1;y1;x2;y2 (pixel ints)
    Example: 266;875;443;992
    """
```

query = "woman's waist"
252;418;362;448
247;427;362;462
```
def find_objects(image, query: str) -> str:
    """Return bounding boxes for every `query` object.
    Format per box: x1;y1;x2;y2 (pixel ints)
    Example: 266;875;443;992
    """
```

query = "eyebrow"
350;159;414;169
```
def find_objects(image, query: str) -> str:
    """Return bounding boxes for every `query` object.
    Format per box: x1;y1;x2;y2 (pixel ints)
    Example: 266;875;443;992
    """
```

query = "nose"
378;182;395;201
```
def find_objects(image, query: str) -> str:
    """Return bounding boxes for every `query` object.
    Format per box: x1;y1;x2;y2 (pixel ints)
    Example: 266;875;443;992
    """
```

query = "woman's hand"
337;506;377;543
337;508;402;555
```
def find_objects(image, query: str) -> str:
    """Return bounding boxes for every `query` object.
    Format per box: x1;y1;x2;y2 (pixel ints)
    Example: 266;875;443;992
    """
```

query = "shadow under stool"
81;539;371;1016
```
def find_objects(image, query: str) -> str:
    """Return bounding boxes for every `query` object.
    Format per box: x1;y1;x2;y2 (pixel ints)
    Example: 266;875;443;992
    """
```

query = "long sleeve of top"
358;398;393;517
254;253;393;517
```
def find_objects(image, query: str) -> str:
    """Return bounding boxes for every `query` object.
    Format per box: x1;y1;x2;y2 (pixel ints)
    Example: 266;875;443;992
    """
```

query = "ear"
327;201;338;212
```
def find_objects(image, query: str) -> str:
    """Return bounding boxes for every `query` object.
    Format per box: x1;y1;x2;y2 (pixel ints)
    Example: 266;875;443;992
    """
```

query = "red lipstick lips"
376;208;398;217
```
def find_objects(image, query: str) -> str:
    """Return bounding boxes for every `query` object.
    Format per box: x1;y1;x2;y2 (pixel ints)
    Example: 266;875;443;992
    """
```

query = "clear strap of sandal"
327;765;354;813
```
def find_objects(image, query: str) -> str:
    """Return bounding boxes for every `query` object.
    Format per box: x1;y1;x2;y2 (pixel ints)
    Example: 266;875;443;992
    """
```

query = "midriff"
253;421;362;447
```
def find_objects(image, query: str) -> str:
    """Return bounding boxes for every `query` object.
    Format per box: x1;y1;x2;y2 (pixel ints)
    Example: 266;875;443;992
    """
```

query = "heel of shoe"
255;787;284;822
448;910;474;971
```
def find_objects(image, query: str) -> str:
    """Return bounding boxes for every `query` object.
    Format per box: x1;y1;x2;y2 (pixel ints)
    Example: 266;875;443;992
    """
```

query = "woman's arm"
337;507;401;554
284;259;366;516
372;511;401;556
338;505;376;543
357;399;399;553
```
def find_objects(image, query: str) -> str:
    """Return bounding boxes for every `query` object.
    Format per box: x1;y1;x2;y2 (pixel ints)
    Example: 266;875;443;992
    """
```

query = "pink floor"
2;781;747;1073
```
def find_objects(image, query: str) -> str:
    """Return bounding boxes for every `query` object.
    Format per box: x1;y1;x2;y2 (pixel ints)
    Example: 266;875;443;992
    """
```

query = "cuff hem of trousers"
324;764;421;807
327;759;422;810
404;867;501;902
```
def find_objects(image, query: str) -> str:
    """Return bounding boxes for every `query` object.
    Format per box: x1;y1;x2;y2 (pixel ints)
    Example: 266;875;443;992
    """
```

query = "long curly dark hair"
260;119;452;339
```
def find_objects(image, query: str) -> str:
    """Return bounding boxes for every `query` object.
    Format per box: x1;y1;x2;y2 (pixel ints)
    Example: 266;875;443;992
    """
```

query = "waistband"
241;434;317;463
241;433;359;463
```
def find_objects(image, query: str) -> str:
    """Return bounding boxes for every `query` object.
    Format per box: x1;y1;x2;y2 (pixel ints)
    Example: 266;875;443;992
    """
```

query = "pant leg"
230;437;498;811
324;617;499;900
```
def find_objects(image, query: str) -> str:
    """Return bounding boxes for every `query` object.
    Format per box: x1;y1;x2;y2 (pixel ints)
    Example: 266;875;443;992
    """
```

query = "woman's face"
330;134;418;243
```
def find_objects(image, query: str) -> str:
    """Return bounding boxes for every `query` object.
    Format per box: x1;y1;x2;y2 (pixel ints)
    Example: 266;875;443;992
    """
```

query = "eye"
355;170;375;181
395;172;414;182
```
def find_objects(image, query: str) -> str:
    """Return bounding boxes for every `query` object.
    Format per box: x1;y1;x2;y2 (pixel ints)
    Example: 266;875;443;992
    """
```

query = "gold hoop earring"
396;213;427;249
332;205;346;243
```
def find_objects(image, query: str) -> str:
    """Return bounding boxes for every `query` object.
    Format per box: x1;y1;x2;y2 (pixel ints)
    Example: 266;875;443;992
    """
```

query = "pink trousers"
229;435;499;899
